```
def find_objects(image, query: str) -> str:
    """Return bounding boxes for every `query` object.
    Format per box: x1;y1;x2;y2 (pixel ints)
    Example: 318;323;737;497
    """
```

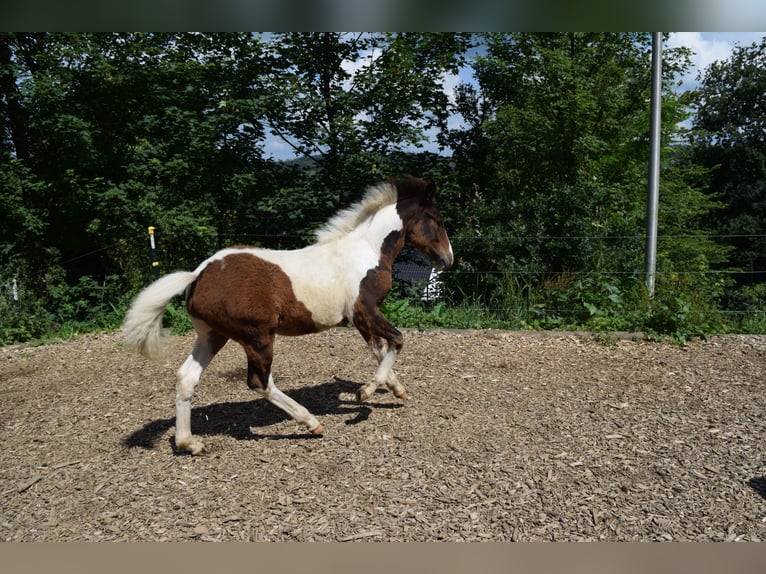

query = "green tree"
0;33;275;339
443;33;724;334
0;32;473;342
1;33;273;276
261;32;472;209
690;37;766;291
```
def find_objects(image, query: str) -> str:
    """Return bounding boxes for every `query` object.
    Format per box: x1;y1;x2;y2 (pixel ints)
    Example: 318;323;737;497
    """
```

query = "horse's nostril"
435;254;452;270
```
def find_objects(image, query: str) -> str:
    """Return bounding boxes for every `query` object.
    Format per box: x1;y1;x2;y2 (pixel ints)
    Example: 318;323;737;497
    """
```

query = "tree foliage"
261;32;471;207
690;38;766;293
0;32;762;343
440;33;730;335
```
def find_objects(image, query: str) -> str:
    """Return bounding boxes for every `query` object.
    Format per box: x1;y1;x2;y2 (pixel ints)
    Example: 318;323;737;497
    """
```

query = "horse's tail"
123;271;198;360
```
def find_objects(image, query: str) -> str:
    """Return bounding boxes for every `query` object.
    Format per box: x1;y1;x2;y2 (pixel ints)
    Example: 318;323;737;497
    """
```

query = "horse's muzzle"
434;252;454;271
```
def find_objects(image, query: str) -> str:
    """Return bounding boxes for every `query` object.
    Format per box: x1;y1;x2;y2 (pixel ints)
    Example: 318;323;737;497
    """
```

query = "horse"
123;176;453;455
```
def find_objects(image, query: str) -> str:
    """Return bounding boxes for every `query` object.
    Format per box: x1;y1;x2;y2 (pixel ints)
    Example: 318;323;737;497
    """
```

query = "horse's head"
396;177;454;270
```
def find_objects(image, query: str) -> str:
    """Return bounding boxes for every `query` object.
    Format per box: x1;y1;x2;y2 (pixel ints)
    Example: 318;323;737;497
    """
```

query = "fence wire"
2;230;765;325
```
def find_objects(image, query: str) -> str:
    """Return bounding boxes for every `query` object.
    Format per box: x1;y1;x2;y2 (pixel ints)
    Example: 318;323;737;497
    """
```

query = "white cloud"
263;131;295;161
666;32;765;92
340;45;382;90
440;70;462;106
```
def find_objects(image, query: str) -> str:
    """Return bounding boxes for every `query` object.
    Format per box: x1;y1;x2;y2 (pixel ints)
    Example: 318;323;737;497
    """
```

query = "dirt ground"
1;327;765;541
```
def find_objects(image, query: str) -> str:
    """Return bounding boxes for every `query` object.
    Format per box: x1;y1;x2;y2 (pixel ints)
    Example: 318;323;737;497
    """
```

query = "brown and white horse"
123;176;453;455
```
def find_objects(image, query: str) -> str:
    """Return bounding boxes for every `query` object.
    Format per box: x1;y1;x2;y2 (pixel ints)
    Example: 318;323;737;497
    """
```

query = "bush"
0;269;127;345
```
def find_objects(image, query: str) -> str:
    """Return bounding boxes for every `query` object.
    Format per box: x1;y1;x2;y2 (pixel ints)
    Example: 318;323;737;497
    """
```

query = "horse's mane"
314;181;398;244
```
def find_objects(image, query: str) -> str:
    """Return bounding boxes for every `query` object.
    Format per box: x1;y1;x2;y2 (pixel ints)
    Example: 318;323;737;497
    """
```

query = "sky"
263;32;765;161
666;32;765;92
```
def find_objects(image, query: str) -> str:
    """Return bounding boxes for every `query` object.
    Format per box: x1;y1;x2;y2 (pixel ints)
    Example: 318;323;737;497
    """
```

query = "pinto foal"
124;177;453;455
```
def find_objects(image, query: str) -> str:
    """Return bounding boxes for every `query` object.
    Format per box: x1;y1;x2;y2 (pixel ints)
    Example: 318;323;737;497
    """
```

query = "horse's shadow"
747;476;766;501
123;377;398;452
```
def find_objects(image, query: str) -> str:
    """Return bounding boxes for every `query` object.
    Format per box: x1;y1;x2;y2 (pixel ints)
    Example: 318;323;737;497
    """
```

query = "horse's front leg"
364;335;408;401
354;315;407;403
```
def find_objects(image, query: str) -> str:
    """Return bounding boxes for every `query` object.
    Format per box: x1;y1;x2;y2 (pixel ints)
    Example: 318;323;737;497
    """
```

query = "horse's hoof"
395;391;409;401
188;441;207;456
356;388;371;403
310;424;324;436
177;438;207;456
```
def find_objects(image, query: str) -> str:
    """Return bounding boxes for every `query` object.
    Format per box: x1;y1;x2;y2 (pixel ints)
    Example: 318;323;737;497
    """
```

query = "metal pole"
148;226;160;279
645;32;662;297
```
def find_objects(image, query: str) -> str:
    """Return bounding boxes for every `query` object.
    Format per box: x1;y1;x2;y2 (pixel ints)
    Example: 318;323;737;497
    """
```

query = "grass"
381;297;522;331
2;293;764;348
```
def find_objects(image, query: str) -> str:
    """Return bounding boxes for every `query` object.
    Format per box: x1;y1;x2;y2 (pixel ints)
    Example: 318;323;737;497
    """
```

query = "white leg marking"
359;341;407;401
374;349;397;386
377;349;407;399
175;327;218;455
257;375;322;434
384;369;407;399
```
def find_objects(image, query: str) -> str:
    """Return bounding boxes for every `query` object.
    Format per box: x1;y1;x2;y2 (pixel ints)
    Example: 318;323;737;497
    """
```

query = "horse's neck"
350;204;405;267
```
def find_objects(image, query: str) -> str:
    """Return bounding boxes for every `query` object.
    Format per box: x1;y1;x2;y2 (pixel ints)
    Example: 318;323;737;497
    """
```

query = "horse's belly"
288;281;351;331
276;309;347;336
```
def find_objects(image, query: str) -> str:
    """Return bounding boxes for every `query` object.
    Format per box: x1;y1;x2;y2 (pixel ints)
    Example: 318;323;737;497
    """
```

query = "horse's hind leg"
257;374;324;435
175;320;228;455
243;340;323;435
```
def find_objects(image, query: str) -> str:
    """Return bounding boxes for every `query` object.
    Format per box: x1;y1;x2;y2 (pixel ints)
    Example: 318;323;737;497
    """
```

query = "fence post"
148;226;160;279
644;32;662;298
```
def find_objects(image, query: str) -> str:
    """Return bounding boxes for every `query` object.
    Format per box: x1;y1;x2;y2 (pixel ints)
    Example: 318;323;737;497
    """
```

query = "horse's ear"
423;180;437;205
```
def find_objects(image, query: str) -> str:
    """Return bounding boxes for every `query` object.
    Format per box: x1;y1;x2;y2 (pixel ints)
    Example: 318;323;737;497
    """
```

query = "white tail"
123;271;198;360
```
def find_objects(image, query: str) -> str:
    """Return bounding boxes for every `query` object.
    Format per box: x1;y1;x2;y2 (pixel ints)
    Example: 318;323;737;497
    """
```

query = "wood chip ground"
1;329;765;541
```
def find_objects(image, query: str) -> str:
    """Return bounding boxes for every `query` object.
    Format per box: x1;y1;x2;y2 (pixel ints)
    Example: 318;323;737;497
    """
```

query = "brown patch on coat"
187;253;318;338
351;177;449;349
352;230;405;349
186;253;318;390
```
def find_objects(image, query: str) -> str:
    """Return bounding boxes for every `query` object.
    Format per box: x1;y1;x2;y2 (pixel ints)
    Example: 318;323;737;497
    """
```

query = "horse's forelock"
393;176;436;206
